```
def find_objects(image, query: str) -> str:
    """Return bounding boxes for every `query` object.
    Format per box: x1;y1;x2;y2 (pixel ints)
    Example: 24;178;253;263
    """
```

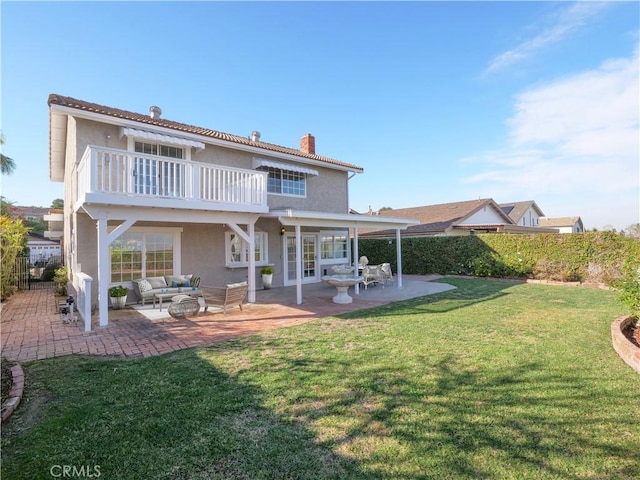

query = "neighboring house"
358;198;559;239
48;94;417;328
6;205;49;222
540;217;584;233
43;208;64;242
499;200;545;228
26;233;61;265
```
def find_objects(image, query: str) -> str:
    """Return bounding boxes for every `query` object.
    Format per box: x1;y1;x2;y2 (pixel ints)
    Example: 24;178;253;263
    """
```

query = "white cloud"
486;2;611;74
462;49;640;230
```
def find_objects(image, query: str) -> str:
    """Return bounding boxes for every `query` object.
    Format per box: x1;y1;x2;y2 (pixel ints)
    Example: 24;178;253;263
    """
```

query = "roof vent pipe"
251;131;261;142
149;106;162;119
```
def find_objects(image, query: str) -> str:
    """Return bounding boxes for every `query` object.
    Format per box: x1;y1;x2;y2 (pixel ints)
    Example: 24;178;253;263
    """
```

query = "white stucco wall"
460;207;506;225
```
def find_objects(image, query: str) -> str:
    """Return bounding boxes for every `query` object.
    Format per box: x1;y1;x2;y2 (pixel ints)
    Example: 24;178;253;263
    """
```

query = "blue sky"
1;1;638;230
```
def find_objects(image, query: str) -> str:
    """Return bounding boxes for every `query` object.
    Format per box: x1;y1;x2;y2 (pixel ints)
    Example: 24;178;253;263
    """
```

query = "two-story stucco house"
48;94;416;329
499;201;545;228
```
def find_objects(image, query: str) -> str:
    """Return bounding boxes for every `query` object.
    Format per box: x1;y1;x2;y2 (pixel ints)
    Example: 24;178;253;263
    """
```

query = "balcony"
76;146;268;213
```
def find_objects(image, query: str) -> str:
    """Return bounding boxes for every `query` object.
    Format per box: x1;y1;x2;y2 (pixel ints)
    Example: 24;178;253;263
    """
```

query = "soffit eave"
264;210;418;230
49;109;67;182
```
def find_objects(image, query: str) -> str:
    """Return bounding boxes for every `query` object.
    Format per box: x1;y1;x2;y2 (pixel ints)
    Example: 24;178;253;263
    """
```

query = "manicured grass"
2;278;639;479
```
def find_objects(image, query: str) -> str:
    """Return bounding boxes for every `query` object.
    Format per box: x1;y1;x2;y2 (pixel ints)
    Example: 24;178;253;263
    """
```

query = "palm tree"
0;136;16;175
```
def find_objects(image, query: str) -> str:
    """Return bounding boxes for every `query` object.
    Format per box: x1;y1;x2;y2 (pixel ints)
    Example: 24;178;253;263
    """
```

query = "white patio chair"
380;263;394;286
362;265;383;289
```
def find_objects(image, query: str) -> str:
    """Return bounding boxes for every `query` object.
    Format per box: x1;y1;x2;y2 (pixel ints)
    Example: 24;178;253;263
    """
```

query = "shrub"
108;285;129;297
533;259;581;282
358;232;640;287
42;262;61;282
615;266;640;318
0;216;28;300
53;266;68;296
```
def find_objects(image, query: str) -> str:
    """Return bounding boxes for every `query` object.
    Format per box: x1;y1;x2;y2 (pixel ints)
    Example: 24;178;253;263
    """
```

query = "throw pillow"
138;279;153;293
190;276;201;288
166;275;188;286
148;277;168;289
226;281;248;288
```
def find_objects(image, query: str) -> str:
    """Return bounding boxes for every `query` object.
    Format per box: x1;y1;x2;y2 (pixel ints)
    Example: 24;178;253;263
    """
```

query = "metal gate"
12;256;57;290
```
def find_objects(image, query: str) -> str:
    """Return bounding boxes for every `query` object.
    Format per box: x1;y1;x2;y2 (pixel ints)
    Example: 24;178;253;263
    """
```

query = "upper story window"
253;158;318;198
260;167;306;197
134;141;183;159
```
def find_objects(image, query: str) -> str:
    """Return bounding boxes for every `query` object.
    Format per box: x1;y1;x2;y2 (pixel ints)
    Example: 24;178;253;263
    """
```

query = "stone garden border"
1;364;24;422
611;316;640;373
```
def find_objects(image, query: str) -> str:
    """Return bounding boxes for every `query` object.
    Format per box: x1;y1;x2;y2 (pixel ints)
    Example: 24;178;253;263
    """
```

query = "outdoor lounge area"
0;275;452;362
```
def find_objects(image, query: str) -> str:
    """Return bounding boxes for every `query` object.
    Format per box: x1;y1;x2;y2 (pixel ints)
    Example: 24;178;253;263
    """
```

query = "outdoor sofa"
132;274;201;305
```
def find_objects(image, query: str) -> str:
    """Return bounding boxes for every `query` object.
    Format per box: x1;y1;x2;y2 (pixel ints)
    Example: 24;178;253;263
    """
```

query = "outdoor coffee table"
153;290;201;311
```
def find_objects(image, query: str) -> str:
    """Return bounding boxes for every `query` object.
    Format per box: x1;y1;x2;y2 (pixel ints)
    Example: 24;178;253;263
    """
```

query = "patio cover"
264;209;419;304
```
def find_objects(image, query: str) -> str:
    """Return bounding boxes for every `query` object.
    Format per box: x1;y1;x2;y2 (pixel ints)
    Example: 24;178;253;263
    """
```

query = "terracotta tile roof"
48;94;363;173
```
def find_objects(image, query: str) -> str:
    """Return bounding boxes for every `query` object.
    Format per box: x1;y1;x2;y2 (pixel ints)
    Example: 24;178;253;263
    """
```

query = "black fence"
13;256;60;290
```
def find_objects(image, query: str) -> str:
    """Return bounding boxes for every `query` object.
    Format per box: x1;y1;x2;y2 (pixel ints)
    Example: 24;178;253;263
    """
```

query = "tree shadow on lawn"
265;354;639;479
4;340;637;479
0;351;383;480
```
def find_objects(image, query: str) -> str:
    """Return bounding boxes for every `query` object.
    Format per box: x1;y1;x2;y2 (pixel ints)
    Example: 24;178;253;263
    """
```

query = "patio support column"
96;217;110;327
295;224;302;305
353;227;360;295
247;222;256;303
95;217;136;329
396;228;403;288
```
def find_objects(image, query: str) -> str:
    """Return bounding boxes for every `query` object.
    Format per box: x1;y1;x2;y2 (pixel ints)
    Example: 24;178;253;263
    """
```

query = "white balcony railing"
77;146;268;210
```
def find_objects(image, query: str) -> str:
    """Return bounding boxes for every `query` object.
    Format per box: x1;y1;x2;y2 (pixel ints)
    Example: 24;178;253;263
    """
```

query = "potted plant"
108;285;129;310
260;265;274;290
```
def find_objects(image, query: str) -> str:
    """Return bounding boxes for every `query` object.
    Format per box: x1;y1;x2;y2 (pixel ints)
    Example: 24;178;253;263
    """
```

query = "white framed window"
110;227;182;283
225;231;268;267
259;166;307;196
320;233;348;261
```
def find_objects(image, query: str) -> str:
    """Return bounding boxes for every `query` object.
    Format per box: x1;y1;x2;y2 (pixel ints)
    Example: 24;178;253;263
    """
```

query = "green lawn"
2;278;639;479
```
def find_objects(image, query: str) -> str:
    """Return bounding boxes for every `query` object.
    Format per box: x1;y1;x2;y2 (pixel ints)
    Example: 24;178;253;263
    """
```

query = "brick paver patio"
1;276;450;362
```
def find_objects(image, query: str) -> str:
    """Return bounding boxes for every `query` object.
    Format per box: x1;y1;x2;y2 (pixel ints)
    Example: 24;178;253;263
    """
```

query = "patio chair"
380;263;394;286
201;282;248;315
362;265;384;289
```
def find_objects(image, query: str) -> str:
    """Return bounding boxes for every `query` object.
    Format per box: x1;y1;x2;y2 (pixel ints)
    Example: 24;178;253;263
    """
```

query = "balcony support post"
96;217;110;327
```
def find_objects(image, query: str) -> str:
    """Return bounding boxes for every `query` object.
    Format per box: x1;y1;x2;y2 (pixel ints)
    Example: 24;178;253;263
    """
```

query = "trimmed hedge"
357;232;640;286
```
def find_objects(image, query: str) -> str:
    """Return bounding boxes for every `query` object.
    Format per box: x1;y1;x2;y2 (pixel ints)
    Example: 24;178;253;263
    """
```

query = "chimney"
300;133;315;154
251;131;261;142
149;105;162;119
